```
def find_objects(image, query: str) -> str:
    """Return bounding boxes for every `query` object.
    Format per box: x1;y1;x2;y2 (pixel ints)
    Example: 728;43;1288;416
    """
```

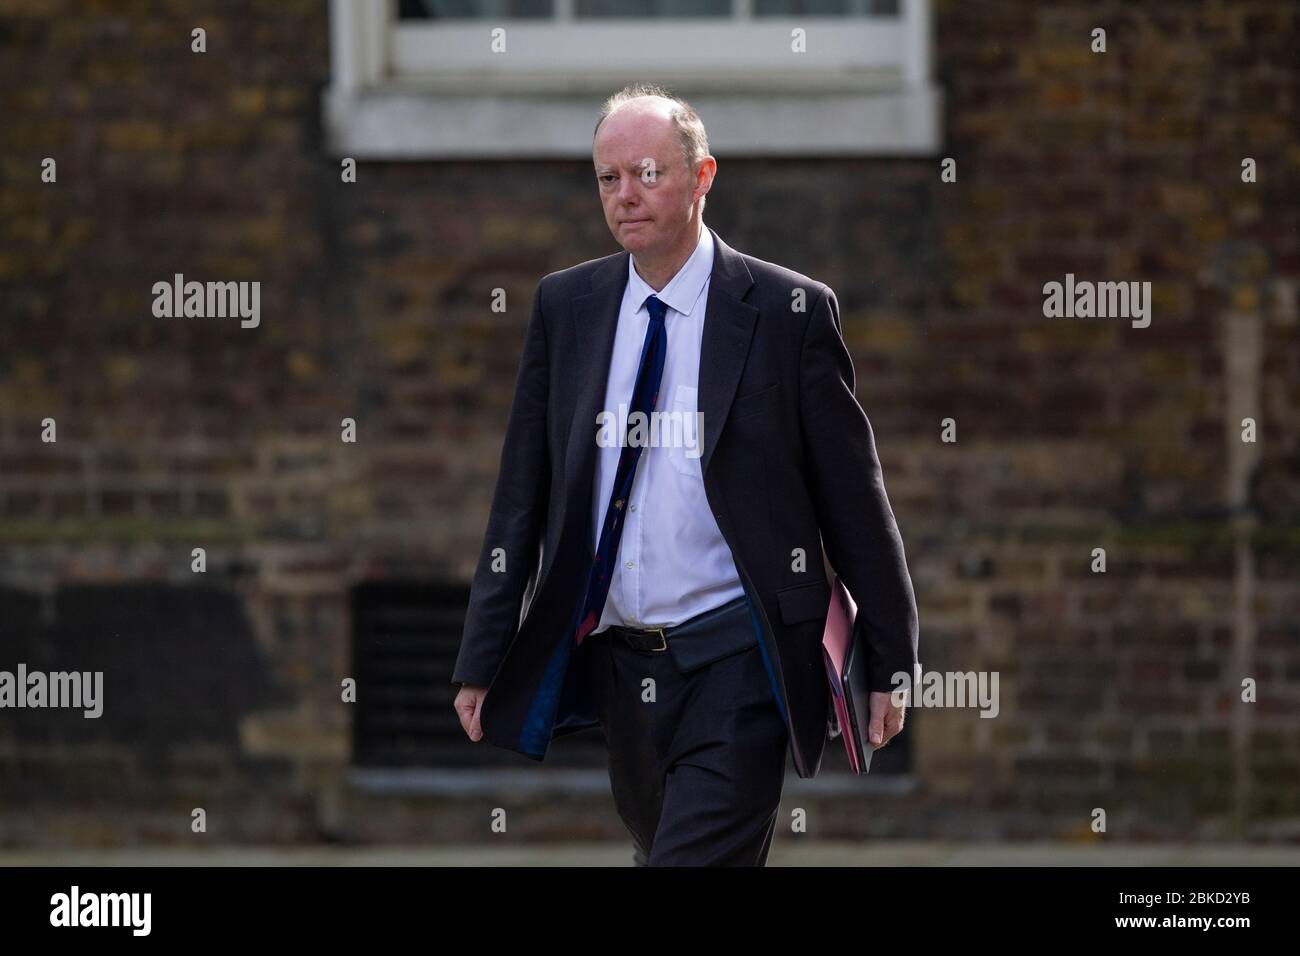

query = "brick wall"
0;0;1296;845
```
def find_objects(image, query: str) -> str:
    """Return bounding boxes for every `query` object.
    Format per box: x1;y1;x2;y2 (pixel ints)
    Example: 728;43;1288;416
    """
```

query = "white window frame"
324;0;942;158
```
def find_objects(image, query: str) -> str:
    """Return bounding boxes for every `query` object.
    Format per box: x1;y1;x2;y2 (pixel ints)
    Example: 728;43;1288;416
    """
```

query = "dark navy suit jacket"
452;226;918;778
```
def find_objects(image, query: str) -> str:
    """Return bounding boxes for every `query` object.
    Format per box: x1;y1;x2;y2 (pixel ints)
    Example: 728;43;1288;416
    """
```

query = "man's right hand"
454;684;489;742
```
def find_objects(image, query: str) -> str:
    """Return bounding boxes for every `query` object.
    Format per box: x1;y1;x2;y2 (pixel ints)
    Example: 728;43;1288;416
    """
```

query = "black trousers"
588;631;790;866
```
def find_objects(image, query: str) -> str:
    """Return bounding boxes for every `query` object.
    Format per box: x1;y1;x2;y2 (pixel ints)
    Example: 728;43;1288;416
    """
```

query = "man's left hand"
867;690;906;748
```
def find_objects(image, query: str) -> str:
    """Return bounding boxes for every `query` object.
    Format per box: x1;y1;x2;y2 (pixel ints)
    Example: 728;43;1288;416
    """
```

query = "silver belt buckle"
626;625;668;652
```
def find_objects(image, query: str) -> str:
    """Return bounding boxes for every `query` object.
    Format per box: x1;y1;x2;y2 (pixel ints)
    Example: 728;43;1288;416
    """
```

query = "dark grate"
350;580;606;768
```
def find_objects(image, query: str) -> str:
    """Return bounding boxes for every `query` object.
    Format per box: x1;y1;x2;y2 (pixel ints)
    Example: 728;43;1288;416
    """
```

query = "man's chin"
616;232;654;253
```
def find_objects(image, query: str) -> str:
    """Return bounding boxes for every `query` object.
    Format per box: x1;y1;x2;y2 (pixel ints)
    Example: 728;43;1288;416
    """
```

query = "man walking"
453;83;919;866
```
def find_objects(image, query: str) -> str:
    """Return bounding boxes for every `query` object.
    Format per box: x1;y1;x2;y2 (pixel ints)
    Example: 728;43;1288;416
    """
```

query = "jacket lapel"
697;227;758;475
562;254;627;552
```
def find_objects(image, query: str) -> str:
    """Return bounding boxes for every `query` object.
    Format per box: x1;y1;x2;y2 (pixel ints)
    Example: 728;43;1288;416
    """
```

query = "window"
325;0;941;157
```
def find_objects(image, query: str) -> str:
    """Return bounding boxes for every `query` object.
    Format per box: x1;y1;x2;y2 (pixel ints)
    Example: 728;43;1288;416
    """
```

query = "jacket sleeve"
451;281;552;688
798;284;919;694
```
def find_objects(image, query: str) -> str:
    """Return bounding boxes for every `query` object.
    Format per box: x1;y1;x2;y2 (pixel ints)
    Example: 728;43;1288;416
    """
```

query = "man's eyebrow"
594;159;661;173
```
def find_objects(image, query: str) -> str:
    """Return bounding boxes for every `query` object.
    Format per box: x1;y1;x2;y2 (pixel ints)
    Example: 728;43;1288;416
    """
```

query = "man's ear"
695;156;717;193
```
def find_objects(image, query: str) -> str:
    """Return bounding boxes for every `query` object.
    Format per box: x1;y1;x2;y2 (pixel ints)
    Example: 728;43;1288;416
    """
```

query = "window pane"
753;0;899;15
575;0;730;17
398;0;555;19
397;0;900;18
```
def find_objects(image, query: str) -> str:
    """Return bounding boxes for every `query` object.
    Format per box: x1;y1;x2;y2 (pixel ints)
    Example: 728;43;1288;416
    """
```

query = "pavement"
4;841;1299;866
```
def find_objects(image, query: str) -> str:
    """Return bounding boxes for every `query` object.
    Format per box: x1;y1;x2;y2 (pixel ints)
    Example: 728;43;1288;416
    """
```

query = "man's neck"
631;220;704;292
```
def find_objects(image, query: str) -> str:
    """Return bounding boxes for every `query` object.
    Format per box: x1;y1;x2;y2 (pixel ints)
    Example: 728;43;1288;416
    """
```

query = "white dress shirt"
590;222;746;633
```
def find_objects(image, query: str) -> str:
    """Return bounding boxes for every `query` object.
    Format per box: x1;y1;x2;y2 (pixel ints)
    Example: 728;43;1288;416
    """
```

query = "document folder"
822;574;875;774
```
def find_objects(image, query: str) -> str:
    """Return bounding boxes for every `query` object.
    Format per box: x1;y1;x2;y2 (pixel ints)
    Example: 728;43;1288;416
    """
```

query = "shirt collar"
626;223;714;318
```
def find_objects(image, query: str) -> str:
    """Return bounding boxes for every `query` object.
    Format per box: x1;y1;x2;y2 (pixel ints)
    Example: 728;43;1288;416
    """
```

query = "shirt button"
626;561;634;569
629;504;636;512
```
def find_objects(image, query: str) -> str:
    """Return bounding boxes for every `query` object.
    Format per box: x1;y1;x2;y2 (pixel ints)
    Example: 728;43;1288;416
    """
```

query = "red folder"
821;574;874;774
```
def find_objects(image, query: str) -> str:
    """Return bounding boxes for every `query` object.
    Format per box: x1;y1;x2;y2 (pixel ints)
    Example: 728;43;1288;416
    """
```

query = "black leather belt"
602;595;757;673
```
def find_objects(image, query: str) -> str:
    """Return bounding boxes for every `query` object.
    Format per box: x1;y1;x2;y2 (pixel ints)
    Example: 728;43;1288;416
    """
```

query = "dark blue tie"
574;294;670;646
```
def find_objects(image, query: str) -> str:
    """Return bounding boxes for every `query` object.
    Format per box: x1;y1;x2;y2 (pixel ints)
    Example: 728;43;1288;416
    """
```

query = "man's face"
593;108;703;256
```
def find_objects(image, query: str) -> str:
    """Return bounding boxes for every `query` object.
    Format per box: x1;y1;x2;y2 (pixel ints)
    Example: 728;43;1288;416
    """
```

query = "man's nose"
616;176;642;203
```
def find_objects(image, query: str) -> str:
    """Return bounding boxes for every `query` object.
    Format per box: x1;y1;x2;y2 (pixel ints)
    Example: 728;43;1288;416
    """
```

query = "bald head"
594;83;710;177
596;95;680;157
593;101;688;192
